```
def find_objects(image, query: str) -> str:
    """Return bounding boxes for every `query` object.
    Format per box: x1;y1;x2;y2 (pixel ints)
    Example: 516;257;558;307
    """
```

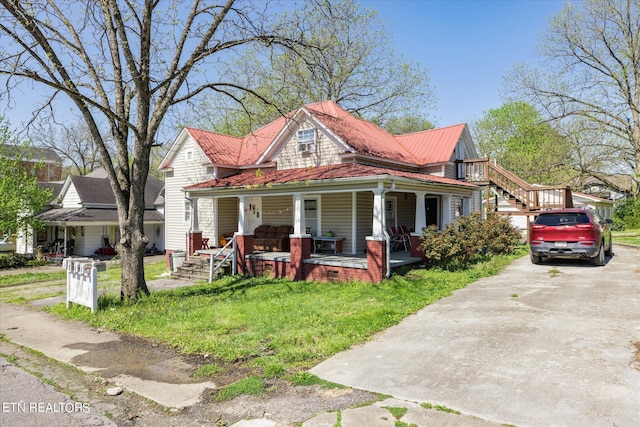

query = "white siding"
356;192;374;253
82;226;106;256
215;197;238;246
164;137;214;251
444;151;458;179
62;184;82;208
392;192;415;231
321;193;354;253
261;195;294;229
275;119;344;170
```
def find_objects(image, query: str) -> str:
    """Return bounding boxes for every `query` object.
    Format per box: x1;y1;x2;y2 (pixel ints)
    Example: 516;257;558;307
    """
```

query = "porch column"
235;195;253;274
366;237;387;283
367;187;387;282
442;195;452;230
190;197;200;232
290;193;311;281
212;197;219;247
292;193;306;236
411;191;427;258
372;188;385;237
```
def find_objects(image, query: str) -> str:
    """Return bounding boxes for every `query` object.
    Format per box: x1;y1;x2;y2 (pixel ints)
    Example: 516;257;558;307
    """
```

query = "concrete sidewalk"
0;302;216;409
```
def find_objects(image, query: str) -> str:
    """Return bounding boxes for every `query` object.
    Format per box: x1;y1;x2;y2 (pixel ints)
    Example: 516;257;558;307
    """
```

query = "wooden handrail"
458;158;572;212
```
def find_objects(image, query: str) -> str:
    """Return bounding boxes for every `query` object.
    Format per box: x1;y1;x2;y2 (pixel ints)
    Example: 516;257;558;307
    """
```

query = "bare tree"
508;0;640;196
0;0;305;300
30;122;103;176
184;0;435;135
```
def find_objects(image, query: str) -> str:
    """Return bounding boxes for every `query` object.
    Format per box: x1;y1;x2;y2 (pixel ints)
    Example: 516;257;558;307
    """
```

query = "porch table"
312;236;344;254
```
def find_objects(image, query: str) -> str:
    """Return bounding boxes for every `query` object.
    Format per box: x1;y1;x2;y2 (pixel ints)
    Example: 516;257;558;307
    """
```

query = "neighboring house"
577;175;630;201
17;168;164;258
490;188;615;234
3;144;63;182
160;100;482;283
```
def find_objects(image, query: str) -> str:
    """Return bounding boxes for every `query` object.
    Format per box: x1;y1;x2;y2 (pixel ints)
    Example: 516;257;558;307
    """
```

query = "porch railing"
457;158;573;213
209;235;236;282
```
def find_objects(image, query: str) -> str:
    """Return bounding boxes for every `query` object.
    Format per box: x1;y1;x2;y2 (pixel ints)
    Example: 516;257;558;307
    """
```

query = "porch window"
304;197;319;235
297;128;316;153
184;199;191;222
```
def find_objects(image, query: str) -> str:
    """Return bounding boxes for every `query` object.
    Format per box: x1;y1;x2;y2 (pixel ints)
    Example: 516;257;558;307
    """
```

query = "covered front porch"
184;167;479;283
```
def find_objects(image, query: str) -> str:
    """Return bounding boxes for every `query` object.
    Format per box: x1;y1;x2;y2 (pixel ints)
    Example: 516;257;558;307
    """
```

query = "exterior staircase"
458;158;573;214
172;255;231;281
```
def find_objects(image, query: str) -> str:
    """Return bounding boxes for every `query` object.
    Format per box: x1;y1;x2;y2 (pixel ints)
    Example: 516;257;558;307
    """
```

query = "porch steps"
171;255;231;281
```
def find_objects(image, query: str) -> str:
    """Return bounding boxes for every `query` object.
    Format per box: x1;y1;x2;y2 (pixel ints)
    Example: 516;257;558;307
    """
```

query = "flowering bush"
419;212;521;270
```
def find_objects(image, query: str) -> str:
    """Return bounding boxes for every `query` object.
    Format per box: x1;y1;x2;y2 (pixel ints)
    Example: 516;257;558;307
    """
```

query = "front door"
426;197;439;227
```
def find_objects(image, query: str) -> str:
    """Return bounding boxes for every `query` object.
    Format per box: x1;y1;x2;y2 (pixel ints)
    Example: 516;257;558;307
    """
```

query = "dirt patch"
1;339;378;426
67;334;260;387
633;341;640;371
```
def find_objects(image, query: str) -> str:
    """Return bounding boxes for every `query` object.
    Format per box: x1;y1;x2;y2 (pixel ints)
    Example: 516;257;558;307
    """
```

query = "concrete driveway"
311;245;640;427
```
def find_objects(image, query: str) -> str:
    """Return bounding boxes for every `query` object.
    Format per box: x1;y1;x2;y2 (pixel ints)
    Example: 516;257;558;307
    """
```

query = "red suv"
530;208;613;266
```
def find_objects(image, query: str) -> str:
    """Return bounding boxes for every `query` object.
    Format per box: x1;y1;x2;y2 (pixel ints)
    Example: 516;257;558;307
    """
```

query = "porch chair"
389;226;409;252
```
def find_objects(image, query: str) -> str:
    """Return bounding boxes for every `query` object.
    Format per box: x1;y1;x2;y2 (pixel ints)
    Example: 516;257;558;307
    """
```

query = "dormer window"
297;128;316;153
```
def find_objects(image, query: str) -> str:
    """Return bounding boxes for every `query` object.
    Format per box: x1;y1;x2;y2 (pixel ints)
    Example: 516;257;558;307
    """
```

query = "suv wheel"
530;253;542;265
593;242;605;266
605;240;613;257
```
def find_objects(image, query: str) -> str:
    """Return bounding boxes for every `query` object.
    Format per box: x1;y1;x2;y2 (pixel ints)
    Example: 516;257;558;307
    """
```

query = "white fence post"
63;257;107;313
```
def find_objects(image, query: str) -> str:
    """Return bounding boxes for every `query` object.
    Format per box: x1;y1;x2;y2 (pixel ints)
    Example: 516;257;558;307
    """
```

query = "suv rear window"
535;213;590;226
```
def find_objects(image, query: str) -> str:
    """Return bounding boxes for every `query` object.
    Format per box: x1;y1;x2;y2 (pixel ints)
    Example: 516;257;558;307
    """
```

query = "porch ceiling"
184;163;477;196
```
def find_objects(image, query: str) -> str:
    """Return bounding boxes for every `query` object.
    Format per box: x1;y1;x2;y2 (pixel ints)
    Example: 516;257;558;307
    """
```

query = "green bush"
0;254;31;269
613;197;640;230
419;212;521;270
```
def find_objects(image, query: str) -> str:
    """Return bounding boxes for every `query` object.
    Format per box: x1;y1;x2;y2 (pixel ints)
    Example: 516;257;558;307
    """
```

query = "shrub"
613;197;640;230
0;253;31;269
419;212;521;270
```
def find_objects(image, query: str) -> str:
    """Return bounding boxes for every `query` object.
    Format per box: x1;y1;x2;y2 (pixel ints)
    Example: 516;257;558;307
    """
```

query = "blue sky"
362;0;565;126
3;0;566;134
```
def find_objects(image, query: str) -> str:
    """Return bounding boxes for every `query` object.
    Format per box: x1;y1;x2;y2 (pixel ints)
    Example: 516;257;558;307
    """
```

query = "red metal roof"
304;102;418;164
185;163;477;190
395;124;467;164
185;128;243;165
184;101;466;167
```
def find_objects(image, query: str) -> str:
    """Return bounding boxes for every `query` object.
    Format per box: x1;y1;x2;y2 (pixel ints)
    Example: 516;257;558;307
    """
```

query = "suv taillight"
575;224;595;229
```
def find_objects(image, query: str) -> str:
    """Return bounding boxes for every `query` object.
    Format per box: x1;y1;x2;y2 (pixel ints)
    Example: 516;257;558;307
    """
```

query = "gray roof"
39;182;64;206
3;144;61;163
70;172;164;209
36;207;164;224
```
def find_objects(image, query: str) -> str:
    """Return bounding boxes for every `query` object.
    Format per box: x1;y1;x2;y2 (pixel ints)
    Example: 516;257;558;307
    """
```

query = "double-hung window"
297;128;316;153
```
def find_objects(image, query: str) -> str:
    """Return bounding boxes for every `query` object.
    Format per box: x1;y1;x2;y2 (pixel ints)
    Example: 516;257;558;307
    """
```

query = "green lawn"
0;260;170;304
43;249;527;378
612;229;640;246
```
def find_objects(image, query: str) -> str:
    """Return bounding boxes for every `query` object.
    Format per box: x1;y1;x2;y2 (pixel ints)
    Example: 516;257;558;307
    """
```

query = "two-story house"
160;101;482;283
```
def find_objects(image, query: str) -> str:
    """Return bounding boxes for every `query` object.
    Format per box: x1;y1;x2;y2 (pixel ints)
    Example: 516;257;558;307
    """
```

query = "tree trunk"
117;226;150;300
